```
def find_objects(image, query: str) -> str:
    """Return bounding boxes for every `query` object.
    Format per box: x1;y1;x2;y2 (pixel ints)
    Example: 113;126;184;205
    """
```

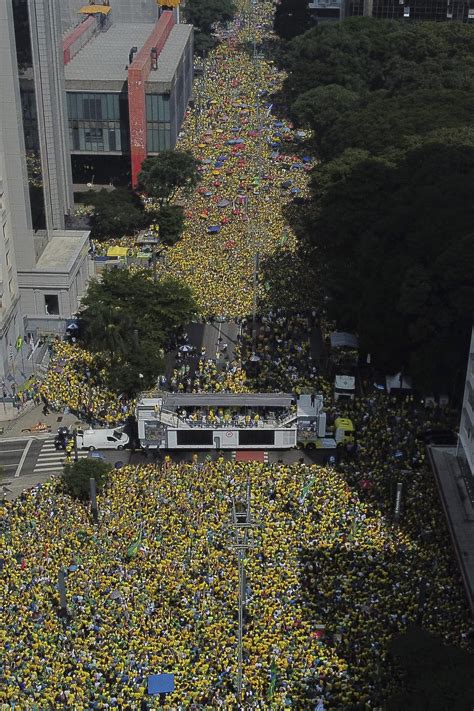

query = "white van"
76;428;129;451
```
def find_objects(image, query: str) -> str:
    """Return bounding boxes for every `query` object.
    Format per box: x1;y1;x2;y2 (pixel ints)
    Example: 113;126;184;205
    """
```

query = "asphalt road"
1;436;132;501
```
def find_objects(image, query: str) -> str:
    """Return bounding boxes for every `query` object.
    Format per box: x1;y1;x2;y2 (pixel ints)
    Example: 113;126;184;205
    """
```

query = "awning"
107;246;128;258
330;332;359;349
78;4;112;15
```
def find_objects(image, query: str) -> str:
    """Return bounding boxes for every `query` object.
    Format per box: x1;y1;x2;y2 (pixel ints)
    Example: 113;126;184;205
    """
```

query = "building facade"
459;327;474;476
344;0;474;21
63;10;193;186
0;0;91;388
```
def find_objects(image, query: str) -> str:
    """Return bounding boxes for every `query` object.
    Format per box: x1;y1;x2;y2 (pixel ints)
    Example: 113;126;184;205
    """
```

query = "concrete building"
460;327;474;476
309;0;343;22
428;330;474;615
62;9;193;186
344;0;474;21
59;0;160;34
0;0;91;388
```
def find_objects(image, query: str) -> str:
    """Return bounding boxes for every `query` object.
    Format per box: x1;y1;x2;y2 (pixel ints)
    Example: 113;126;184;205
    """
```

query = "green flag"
267;660;278;700
300;476;316;503
127;533;142;559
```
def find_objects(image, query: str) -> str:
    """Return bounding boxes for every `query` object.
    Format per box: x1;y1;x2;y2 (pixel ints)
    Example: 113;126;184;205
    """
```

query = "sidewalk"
0;402;86;440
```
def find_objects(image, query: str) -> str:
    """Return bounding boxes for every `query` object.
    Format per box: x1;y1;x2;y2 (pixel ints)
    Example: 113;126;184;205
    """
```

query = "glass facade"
146;94;171;152
12;0;46;231
67;92;129;153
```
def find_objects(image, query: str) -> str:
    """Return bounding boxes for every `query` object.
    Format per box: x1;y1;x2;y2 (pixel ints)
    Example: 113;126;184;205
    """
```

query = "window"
176;430;213;446
67;92;124;153
44;294;59;315
239;430;275;446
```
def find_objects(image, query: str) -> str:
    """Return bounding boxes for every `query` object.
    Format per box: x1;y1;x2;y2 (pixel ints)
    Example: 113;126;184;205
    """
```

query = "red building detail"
128;11;175;187
63;16;96;65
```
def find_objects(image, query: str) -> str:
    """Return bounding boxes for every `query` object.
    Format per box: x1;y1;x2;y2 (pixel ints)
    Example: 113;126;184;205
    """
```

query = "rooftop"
148;24;192;87
65;23;154;85
34;231;90;272
139;393;295;409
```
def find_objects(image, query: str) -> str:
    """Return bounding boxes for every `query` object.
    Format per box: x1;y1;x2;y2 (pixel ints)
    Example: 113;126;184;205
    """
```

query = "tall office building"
0;0;91;387
344;0;474;21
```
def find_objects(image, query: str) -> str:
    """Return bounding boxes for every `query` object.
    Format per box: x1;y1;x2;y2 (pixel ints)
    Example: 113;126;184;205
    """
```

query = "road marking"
0;448;25;453
3;464;19;469
14;438;32;478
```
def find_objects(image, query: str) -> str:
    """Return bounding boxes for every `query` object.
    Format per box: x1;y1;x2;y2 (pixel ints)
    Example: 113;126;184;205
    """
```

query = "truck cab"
333;417;355;445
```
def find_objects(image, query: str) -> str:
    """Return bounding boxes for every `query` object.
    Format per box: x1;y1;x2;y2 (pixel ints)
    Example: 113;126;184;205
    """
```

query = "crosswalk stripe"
34;463;65;470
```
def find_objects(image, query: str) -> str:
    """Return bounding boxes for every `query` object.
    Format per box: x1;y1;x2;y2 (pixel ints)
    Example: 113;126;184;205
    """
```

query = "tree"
302;141;474;391
273;0;315;41
184;0;236;54
318;89;474;160
138;151;201;204
85;188;148;239
155;204;185;245
185;0;235;33
79;269;196;394
279;18;474;106
387;626;474;710
61;458;112;500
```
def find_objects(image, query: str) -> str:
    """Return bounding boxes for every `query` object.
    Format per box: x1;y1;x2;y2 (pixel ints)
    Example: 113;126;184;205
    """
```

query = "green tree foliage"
185;0;236;54
156;204;185;245
138;151;201;204
387;627;474;710
304;141;474;391
61;458;112;500
85;188;147;240
277;17;474;393
308;89;474;160
281;18;474;104
273;0;315;41
79;270;196;394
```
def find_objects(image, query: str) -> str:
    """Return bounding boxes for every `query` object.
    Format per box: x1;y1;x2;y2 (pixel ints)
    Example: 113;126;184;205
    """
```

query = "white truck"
76;427;129;451
334;374;356;402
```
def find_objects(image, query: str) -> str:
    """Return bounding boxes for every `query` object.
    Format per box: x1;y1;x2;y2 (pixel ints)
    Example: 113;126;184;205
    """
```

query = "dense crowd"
38;341;134;427
3;4;473;709
2;390;473;709
96;4;311;319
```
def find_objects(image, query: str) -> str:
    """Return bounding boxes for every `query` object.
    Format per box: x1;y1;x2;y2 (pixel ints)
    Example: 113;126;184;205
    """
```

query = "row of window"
67;92;122;122
69;122;127;153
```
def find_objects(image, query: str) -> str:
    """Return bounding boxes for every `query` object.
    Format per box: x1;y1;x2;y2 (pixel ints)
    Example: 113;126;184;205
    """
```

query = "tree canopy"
79;269;196;394
84;188;148;240
302;140;474;391
185;0;236;54
280;18;474;103
387;627;474;710
155;204;185;246
138;151;201;204
276;16;474;393
61;458;112;501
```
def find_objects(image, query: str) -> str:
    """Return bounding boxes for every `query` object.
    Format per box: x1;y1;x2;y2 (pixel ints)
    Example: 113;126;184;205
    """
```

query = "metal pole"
251;250;259;355
73;428;78;463
89;477;99;525
237;550;244;699
58;568;68;616
153;247;157;283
